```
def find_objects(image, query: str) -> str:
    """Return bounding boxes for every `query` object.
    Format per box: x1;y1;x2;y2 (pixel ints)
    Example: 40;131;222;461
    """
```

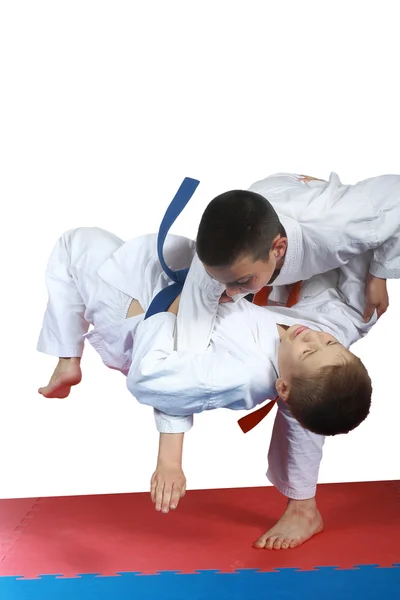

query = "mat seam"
6;564;400;580
0;499;42;566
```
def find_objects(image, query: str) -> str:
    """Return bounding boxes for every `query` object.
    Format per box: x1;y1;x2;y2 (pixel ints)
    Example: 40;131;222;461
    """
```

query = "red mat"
0;481;399;578
0;498;40;562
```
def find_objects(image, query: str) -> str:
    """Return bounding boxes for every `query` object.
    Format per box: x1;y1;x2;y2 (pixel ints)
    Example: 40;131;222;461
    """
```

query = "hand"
299;175;324;183
151;462;186;513
167;293;181;315
364;274;389;321
219;291;233;304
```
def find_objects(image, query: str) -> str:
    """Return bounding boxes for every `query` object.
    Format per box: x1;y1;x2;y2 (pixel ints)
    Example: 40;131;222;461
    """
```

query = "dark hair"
288;354;372;436
196;190;284;267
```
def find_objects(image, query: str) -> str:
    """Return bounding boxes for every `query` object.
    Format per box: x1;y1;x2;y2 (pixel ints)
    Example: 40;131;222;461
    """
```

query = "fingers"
377;302;389;319
365;301;389;321
150;475;186;513
154;480;170;513
161;484;173;513
169;484;183;511
150;474;157;504
363;304;375;322
365;277;390;321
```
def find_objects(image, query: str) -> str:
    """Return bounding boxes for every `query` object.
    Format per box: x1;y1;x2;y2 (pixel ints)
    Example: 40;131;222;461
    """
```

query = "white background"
1;1;399;500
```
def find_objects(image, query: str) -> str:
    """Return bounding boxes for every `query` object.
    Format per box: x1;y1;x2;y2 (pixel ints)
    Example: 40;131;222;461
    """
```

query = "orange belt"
237;280;302;433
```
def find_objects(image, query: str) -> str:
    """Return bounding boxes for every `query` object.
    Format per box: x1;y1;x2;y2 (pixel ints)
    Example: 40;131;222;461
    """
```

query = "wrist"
157;455;182;469
157;432;184;467
368;272;387;281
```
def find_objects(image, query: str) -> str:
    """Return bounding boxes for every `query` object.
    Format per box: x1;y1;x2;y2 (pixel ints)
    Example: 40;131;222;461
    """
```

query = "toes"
253;536;267;549
253;534;275;549
254;534;296;551
264;536;278;550
272;537;285;550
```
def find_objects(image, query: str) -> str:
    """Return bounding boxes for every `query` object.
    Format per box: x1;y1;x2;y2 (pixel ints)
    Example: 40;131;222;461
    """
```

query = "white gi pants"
38;227;323;500
37;227;132;358
267;399;324;499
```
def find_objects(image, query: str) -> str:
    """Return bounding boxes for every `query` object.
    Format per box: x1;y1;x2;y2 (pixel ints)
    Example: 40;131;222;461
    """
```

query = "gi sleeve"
127;312;262;425
176;253;225;352
250;172;400;281
361;175;400;279
153;409;194;434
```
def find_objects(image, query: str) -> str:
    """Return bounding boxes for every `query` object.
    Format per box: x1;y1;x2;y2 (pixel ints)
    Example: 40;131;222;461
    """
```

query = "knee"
66;227;115;252
68;227;123;269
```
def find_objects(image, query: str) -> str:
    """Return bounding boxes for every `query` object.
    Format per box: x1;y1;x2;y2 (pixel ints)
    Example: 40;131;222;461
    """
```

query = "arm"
329;174;400;321
151;432;186;513
127;311;258;416
334;252;380;332
358;174;400;280
127;298;188;513
128;292;277;419
127;298;195;434
351;175;400;320
128;299;277;507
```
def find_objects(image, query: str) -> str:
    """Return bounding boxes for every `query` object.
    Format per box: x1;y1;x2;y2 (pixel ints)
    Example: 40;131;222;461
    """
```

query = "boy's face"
276;325;349;397
204;255;276;297
202;234;287;298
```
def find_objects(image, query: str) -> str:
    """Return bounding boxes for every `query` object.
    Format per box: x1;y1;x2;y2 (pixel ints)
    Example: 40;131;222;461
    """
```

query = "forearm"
157;432;184;466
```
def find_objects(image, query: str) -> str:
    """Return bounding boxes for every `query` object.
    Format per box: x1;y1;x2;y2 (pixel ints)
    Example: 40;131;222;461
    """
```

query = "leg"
254;399;324;550
126;299;145;318
37;227;125;397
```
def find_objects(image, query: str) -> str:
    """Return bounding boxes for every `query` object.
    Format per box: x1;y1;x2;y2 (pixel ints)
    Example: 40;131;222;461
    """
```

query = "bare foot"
254;497;323;550
38;358;82;398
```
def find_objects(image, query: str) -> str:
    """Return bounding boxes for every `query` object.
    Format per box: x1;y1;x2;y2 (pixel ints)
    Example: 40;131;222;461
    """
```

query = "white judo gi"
172;172;400;354
38;227;376;501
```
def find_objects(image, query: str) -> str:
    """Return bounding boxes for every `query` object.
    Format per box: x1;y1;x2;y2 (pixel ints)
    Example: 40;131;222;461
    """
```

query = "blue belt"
144;177;200;320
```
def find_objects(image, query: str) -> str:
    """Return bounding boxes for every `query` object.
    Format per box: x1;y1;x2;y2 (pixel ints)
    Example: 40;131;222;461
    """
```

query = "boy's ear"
271;235;288;260
275;378;290;402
